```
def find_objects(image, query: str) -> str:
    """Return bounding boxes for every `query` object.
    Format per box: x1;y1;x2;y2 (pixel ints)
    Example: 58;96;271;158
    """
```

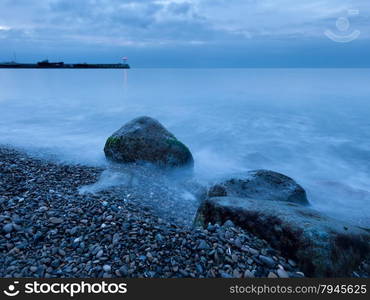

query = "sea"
0;68;369;227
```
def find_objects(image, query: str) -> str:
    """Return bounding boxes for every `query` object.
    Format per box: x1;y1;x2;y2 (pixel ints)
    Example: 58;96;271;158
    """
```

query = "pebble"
70;226;79;235
259;255;276;268
96;250;104;258
207;224;215;232
268;272;278;278
295;272;305;278
220;271;233;278
30;266;38;273
12;224;21;231
49;217;63;224
197;240;209;250
38;206;48;212
146;252;153;261
223;220;235;228
51;259;60;268
233;269;242;278
277;268;289;278
195;264;203;273
119;266;128;277
103;265;111;273
247;247;259;256
244;270;255;278
2;223;13;233
155;233;164;242
234;238;242;248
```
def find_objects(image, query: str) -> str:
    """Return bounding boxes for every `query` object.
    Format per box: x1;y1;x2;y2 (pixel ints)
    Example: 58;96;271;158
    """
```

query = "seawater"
0;68;369;227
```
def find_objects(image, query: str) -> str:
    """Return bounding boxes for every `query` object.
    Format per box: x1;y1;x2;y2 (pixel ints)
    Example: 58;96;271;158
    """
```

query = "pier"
0;60;130;69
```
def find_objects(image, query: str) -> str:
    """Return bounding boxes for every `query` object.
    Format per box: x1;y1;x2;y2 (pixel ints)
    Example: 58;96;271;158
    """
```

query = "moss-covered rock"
104;116;194;169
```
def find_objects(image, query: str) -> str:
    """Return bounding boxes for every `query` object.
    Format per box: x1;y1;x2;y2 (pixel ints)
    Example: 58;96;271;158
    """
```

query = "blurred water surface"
0;68;369;226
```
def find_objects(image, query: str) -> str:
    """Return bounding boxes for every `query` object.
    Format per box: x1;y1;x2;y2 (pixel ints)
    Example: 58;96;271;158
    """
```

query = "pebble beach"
0;146;308;278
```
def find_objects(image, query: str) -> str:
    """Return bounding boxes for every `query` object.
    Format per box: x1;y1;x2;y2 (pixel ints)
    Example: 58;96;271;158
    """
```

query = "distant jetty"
0;60;130;69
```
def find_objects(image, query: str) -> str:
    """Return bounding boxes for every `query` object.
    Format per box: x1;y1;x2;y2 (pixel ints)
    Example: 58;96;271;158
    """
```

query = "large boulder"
194;196;370;277
208;170;308;205
104;116;194;168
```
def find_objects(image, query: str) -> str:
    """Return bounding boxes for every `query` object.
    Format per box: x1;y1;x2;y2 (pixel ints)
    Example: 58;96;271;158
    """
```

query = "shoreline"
0;146;367;278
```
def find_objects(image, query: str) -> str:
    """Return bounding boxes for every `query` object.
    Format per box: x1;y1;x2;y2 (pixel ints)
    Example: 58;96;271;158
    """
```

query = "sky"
0;0;369;67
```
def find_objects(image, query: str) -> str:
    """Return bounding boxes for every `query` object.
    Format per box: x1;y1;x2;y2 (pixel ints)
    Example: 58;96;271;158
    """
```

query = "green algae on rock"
104;116;194;169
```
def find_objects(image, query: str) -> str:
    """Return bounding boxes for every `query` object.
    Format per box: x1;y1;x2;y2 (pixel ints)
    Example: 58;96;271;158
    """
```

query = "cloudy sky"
0;0;369;67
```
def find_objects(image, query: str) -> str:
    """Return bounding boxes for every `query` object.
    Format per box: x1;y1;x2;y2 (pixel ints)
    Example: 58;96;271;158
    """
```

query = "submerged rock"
208;170;308;205
104;116;194;168
194;196;370;277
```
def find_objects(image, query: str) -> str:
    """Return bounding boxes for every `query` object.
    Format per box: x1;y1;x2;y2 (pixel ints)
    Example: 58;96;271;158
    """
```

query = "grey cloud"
0;0;369;52
168;2;192;15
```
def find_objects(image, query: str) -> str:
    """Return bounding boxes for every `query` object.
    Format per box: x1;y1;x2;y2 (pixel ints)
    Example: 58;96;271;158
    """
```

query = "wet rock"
208;170;308;205
104;116;194;169
195;196;370;277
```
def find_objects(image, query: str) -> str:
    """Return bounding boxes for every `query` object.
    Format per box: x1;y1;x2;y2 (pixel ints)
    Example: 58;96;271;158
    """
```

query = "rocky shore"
0;146;307;278
1;115;369;278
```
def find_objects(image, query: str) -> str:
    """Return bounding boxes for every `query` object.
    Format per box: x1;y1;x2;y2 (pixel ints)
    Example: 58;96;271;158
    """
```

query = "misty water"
0;68;369;227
